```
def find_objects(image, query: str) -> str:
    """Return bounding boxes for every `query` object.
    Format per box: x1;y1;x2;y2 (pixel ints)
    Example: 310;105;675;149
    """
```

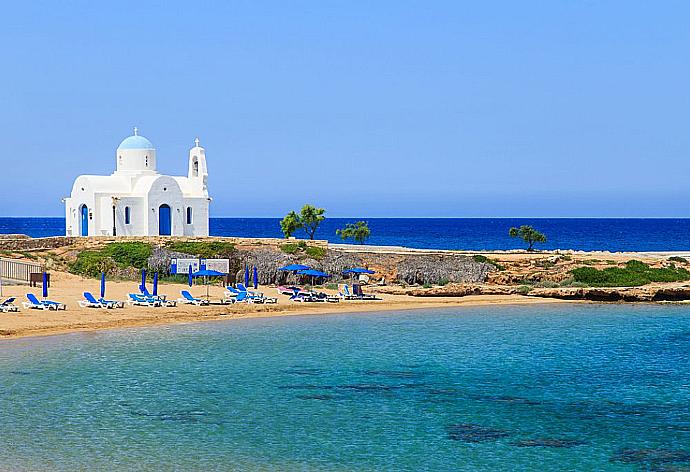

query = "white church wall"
146;176;185;236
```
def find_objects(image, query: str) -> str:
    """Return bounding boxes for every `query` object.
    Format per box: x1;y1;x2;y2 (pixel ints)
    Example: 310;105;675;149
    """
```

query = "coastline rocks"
528;286;690;302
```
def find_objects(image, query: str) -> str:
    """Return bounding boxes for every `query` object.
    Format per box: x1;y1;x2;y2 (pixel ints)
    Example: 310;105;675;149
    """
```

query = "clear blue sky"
1;1;689;217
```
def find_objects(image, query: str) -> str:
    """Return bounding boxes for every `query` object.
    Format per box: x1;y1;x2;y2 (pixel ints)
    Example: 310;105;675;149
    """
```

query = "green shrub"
305;246;326;260
281;242;326;260
571;260;690;287
325;283;338;290
423;282;433;289
68;251;116;278
669;256;688;264
280;243;300;254
103;242;152;268
166;241;235;258
472;254;505;271
517;285;532;295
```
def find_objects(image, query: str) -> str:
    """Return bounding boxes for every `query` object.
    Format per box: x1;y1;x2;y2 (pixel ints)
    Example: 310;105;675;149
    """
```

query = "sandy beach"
0;271;571;340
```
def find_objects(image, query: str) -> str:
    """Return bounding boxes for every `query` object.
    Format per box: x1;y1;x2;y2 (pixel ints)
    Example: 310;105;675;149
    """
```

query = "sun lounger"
100;297;125;308
0;297;19;313
140;288;177;307
352;284;380;300
23;293;66;311
277;285;302;296
128;293;161;307
178;290;210;306
338;285;359;300
79;292;116;309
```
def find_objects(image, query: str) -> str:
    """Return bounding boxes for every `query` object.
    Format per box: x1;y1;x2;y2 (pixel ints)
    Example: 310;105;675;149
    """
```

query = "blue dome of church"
118;133;154;150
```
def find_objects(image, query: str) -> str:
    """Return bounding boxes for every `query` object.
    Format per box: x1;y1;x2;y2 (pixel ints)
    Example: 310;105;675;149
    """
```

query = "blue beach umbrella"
253;266;259;289
278;264;310;272
342;268;376;274
42;271;48;299
192;269;225;298
188;265;193;287
244;266;250;287
296;269;330;286
140;270;147;293
153;272;159;296
100;272;106;298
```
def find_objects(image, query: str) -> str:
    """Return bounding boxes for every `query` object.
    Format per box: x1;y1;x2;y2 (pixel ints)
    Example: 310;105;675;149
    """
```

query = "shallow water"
1;304;690;471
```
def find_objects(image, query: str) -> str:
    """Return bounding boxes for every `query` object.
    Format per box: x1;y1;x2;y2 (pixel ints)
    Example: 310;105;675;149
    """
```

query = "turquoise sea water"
1;305;690;471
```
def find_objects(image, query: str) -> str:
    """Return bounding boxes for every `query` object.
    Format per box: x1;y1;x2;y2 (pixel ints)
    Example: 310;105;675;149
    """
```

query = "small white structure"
64;129;210;237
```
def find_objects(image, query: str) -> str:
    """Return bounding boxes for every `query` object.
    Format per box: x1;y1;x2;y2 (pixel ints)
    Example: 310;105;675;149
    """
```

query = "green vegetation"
280;242;303;254
517;285;532;295
305;246;326;260
472;254;505;271
69;242;153;278
279;240;326;260
165;241;235;258
669;256;688;264
279;204;326;240
571;260;690;287
336;221;371;244
423;282;433;289
509;225;547;251
280;211;301;238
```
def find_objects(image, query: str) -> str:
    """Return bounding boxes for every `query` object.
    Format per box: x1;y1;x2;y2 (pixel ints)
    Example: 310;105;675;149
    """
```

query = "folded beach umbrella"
42;271;48;299
278;264;310;272
100;272;106;299
140;270;147;293
153;272;159;297
253;266;259;289
244;266;250;288
188;265;193;287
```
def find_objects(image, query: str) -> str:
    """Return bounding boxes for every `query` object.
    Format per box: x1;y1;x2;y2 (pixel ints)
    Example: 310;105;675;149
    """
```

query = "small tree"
299;204;325;240
336;221;371;244
509;225;546;251
280;211;302;238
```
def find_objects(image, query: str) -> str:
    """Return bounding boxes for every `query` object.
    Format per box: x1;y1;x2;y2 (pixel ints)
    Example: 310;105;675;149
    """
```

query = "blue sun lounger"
178;290;210;306
128;293;161;307
0;297;18;312
79;292;116;309
23;293;66;311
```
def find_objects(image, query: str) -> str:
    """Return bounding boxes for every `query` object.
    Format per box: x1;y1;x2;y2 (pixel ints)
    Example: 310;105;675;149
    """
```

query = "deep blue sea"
1;304;689;471
2;217;690;251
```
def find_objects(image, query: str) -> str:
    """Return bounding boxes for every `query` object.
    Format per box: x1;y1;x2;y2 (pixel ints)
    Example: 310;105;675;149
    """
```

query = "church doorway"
159;204;172;236
80;205;89;237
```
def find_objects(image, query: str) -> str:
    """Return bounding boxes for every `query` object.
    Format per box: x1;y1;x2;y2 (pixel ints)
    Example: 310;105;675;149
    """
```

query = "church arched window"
186;207;193;225
193;158;199;177
125;206;131;225
145;156;149;167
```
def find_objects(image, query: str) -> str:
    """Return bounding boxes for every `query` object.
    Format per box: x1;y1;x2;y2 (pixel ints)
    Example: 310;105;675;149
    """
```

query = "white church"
64;129;210;237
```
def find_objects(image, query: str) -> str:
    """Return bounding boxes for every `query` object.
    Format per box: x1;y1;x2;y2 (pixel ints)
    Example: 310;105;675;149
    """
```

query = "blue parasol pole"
100;272;106;299
42;271;48;299
188;265;193;287
140;269;146;293
153;272;159;296
253;266;258;289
